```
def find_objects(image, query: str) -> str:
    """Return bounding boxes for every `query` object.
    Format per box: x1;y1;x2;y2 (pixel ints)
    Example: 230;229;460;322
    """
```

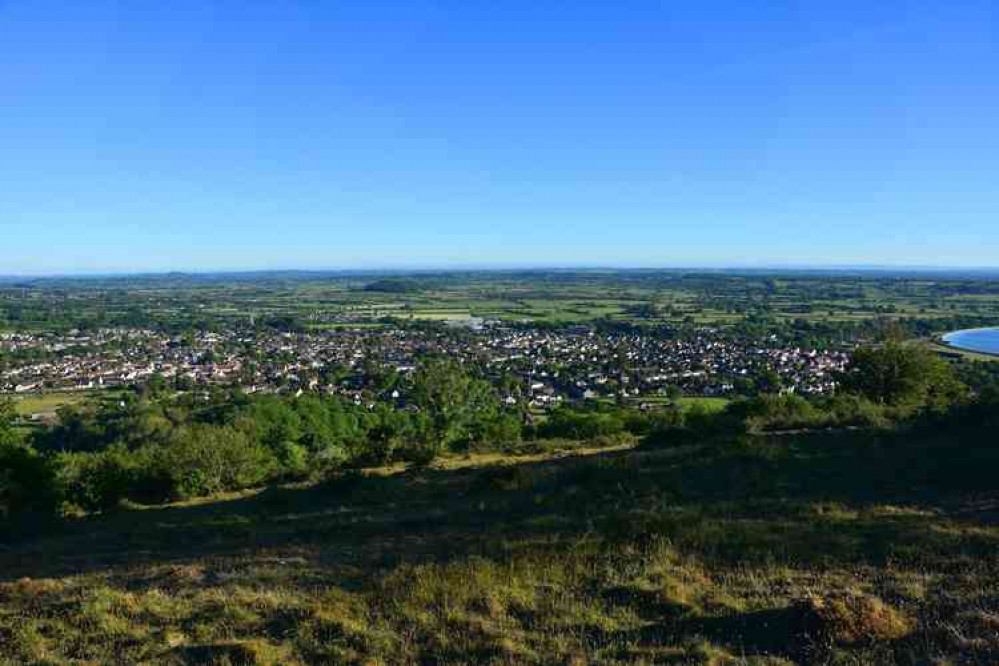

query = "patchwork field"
5;271;999;333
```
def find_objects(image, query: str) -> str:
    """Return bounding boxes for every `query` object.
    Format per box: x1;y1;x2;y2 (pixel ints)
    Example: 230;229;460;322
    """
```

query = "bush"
353;407;432;466
157;425;278;500
469;412;522;451
727;394;824;432
395;438;439;467
273;440;310;479
642;425;695;448
538;408;627;439
53;444;138;513
1;442;57;519
825;394;889;428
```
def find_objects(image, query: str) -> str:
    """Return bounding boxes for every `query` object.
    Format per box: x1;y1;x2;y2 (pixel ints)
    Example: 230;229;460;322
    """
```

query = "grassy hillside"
2;425;998;665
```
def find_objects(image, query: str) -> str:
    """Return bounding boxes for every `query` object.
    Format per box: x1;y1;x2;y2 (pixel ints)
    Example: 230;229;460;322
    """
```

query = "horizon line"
3;262;999;280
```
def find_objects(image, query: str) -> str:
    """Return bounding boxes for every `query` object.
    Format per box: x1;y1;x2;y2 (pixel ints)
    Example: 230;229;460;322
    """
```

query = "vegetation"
4;270;999;338
361;278;431;294
1;360;526;517
838;341;968;411
0;344;982;521
3;273;999;663
1;383;997;663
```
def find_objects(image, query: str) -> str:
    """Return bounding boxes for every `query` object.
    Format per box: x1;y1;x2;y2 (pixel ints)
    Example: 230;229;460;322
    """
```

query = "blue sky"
1;1;996;274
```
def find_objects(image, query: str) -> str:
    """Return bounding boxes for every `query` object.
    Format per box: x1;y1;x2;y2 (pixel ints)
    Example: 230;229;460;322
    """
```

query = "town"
1;322;849;410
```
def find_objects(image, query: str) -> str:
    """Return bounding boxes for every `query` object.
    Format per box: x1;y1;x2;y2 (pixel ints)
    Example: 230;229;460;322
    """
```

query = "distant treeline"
361;278;432;294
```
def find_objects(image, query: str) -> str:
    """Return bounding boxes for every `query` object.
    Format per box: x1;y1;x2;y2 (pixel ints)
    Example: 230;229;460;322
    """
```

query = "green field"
609;396;732;412
6;271;999;333
12;392;89;417
676;396;731;412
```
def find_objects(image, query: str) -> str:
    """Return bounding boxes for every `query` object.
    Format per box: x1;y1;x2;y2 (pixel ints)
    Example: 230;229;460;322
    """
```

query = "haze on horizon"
2;1;997;274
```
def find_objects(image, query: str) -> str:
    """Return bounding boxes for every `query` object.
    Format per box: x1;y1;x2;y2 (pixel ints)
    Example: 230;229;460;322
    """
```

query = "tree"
410;358;498;458
755;368;784;395
160;425;276;499
1;397;58;519
53;444;139;512
664;385;682;402
236;397;304;472
142;373;169;398
290;395;358;471
0;397;18;448
839;342;965;409
1;442;55;519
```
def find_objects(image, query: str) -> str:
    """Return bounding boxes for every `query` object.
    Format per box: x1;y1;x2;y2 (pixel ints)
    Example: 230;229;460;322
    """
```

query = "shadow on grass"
2;428;999;664
1;429;996;587
607;606;806;658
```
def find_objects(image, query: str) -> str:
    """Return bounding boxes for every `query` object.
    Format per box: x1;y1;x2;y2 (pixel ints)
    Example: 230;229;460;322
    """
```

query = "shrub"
642;425;694;448
396;438;439;467
1;441;57;519
157;425;278;500
501;438;586;456
825;394;889;428
53;444;139;513
727;394;823;432
357;407;430;466
643;406;685;431
539;408;627;440
274;440;310;479
469;412;523;451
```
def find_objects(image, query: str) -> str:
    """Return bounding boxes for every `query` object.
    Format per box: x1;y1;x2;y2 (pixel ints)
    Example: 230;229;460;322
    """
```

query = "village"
0;323;850;408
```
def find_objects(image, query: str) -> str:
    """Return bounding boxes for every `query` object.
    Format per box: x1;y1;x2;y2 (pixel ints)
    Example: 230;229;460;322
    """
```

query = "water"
943;327;999;355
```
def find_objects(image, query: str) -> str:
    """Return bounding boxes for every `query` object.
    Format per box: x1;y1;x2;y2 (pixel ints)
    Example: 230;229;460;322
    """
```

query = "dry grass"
793;592;911;646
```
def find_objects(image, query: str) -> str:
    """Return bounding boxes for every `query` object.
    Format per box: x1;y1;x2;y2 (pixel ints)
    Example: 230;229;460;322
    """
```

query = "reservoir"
942;328;999;356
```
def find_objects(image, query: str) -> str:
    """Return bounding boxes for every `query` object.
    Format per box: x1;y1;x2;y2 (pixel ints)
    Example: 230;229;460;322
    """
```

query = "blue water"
943;328;999;355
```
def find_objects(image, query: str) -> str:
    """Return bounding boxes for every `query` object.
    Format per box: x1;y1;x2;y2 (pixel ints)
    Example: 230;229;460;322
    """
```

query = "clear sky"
2;1;997;274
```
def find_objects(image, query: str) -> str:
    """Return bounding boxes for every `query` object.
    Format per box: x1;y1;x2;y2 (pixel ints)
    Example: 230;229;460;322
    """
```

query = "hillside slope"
2;432;998;665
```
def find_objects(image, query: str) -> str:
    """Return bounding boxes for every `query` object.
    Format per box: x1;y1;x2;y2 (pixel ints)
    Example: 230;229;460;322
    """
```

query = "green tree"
2;397;60;519
0;397;18;448
290;396;355;472
839;342;965;409
53;444;139;513
1;442;55;519
410;358;498;458
160;425;276;499
142;373;169;399
755;368;784;394
236;397;305;473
